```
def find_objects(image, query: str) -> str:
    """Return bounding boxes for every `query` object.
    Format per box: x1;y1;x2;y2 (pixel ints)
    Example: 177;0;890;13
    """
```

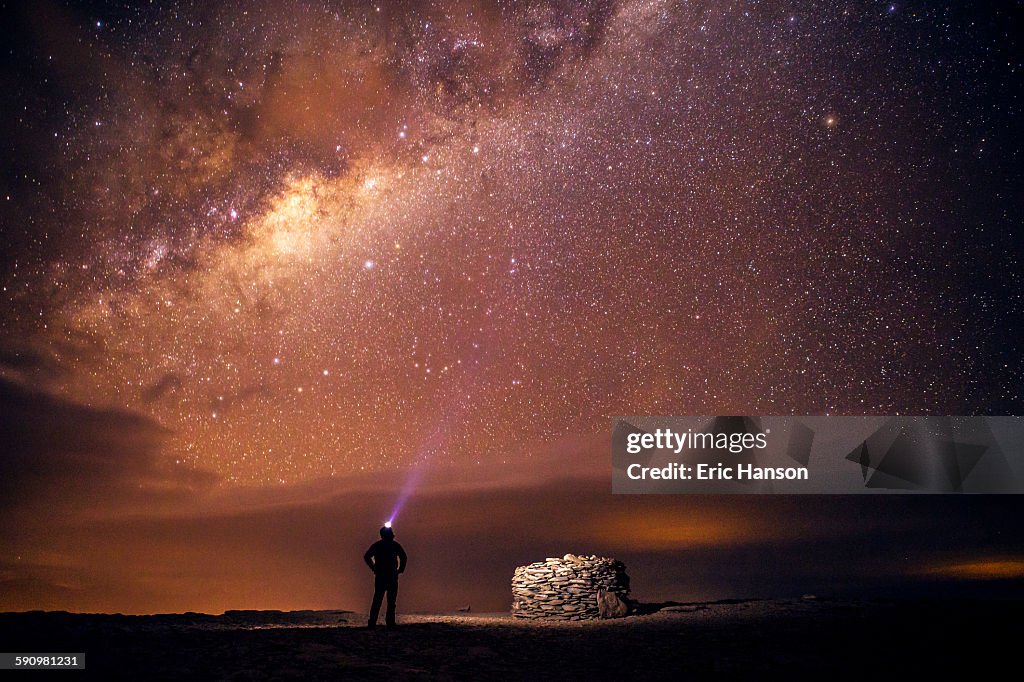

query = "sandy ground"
0;598;1015;680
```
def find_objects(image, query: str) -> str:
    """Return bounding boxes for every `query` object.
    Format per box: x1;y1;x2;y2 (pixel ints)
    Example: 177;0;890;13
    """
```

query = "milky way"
1;1;1020;484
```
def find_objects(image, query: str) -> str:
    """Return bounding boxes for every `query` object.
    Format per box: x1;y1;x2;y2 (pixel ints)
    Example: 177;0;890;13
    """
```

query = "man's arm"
397;544;408;574
364;544;376;571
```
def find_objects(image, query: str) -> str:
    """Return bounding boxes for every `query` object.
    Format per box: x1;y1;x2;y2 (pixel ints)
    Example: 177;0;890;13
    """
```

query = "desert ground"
0;598;1015;680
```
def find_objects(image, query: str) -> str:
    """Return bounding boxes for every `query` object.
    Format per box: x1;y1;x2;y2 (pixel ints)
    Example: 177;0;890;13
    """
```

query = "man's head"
380;525;395;540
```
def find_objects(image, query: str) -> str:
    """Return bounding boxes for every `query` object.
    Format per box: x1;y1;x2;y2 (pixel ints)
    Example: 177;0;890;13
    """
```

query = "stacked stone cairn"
511;554;632;620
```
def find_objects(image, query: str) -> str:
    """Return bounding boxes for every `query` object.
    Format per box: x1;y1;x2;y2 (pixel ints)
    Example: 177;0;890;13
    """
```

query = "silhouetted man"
364;524;407;628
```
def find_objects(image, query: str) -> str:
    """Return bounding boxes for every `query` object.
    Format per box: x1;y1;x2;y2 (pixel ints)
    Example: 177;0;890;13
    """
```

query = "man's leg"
385;577;399;627
368;576;386;627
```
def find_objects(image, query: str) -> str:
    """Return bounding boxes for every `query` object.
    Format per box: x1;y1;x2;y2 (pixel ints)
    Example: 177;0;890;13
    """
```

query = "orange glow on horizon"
924;559;1024;581
588;508;756;551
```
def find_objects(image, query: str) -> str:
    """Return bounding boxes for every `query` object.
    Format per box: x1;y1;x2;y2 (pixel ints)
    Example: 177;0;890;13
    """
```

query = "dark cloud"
0;346;67;383
2;444;1022;613
2;416;1022;613
141;373;184;404
0;378;216;516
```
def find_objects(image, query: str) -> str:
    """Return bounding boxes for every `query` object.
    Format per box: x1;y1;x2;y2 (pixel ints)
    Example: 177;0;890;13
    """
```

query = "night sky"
1;1;1022;614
